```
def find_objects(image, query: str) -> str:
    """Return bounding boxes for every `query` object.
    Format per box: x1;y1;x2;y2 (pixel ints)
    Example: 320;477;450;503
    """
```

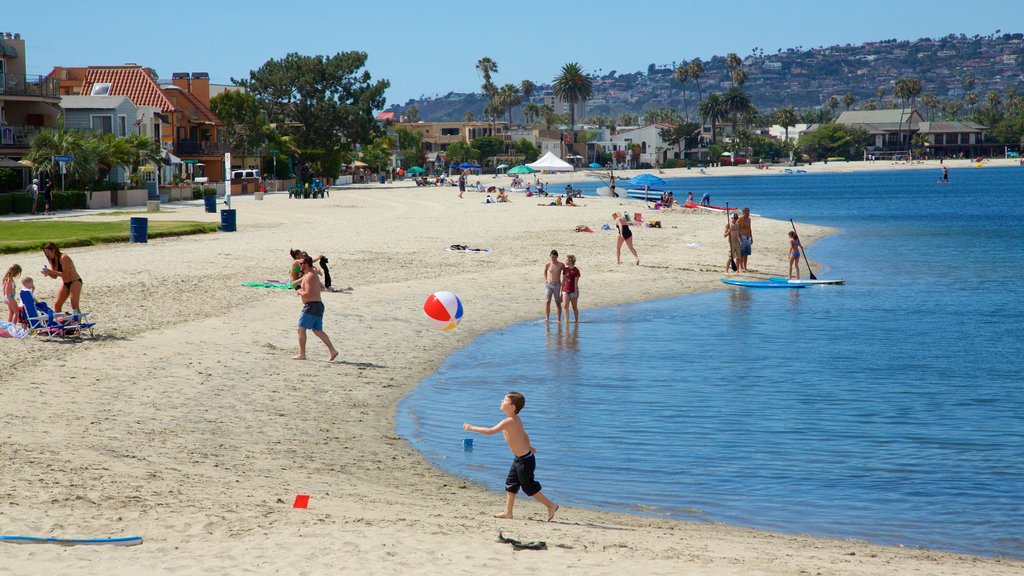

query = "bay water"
397;166;1024;558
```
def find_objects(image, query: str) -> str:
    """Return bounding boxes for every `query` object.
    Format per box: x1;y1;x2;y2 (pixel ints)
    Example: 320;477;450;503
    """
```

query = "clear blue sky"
7;0;1014;107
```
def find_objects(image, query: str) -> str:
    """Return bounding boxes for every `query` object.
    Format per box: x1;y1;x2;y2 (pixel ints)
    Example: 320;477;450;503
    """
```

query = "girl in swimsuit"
41;242;82;313
3;264;22;322
612;212;640;266
289;248;306;288
788;231;802;279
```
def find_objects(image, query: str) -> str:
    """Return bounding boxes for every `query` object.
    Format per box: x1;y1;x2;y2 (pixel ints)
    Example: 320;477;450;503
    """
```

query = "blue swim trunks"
298;301;325;331
740;235;752;256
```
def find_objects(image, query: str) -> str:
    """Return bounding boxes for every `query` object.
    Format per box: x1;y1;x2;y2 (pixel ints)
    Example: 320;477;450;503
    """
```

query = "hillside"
386;32;1024;122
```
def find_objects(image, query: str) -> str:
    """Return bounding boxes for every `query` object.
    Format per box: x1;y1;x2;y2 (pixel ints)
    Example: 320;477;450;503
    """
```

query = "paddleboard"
768;277;845;285
721;279;807;288
684;202;736;212
1;535;143;546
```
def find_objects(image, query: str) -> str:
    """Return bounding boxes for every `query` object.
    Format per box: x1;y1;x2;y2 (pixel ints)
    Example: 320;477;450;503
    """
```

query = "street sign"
54;155;73;162
269;148;280;153
182;159;199;165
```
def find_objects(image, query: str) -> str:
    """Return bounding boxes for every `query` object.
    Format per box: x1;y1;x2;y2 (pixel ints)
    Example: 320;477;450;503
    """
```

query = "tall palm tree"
842;92;856;111
523;103;540;125
25;116;91;184
124;133;161;175
520;79;536;101
698;93;725;144
687;59;705;101
674;63;690;120
922;93;940;120
498;83;522;124
722;87;754;137
964;91;980;110
476;57;499;129
552;62;593;134
827;95;840;119
731;68;748;89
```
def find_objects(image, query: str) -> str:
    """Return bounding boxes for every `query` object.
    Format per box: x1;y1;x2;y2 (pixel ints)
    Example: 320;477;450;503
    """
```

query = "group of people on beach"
542;249;582;323
723;208;754;273
3;242;83;325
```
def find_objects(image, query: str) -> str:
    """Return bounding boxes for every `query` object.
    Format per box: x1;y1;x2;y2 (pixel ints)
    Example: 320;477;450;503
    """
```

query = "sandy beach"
2;160;1022;575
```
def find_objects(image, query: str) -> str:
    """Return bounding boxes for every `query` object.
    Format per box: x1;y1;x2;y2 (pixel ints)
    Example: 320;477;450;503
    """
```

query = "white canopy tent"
526;151;574;172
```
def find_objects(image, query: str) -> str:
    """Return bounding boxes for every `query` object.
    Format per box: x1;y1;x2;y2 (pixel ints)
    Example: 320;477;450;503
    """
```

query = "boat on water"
683;202;737;212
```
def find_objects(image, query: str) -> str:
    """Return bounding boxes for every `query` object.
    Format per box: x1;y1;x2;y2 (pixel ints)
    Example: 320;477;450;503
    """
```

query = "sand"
1;160;1021;575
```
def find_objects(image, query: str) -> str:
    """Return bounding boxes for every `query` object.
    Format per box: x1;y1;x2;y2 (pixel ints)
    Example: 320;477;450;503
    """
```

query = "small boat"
683;202;737;212
768;277;845;285
721;278;807;288
624;188;668;200
784;168;808;174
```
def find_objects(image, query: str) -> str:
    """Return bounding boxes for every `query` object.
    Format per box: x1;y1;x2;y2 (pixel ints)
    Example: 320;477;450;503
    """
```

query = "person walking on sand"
613;212;640;265
463;391;559;522
543;250;565;323
724;213;741;274
28;179;39;215
40;242;83;313
561;255;581;323
788;230;803;279
738;207;753;272
458;170;467;198
3;264;22;322
293;254;339;361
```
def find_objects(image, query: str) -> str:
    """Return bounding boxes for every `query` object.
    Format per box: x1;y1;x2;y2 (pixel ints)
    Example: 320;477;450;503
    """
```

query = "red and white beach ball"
423;291;463;331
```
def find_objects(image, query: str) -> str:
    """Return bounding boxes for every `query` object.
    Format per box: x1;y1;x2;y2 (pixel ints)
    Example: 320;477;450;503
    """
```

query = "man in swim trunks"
737;207;753;272
293;254;339;361
543;249;565;323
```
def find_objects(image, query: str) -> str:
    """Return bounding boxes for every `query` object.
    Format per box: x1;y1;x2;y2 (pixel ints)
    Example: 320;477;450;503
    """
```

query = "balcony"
0;73;60;99
0;124;44;149
174;140;231;156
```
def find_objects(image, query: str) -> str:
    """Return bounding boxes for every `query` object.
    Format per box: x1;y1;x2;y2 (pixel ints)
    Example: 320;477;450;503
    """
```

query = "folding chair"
19;290;95;339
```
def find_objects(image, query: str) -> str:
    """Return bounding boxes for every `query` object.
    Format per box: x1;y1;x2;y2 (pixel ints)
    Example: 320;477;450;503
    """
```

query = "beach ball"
423;291;463;330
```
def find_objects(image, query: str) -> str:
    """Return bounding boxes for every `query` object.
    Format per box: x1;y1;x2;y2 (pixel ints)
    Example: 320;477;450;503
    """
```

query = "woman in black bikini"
612;212;640;265
41;242;83;313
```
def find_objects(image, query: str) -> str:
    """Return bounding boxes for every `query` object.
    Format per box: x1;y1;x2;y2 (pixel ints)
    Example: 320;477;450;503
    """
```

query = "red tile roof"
161;85;223;126
81;66;176;113
376;111;395;120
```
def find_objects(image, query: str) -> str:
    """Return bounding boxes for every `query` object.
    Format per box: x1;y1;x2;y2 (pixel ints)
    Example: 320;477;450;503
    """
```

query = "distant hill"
385;33;1024;122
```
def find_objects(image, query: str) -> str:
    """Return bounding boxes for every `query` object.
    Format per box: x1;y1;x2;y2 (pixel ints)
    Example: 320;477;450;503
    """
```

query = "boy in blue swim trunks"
463;391;559;522
293;255;339;361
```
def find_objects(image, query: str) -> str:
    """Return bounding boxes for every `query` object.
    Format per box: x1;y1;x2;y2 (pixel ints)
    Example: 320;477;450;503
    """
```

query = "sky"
6;0;1015;107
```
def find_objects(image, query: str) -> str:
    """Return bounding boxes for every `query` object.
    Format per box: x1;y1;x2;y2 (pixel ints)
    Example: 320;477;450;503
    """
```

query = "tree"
658;122;701;158
922;93;940;120
698;93;725;144
552;62;593;133
25;117;91;185
210;89;271;156
476;57;499;128
523;103;540;124
827;95;840;118
471;135;504;169
774;106;799;145
723;87;754;136
674;63;690;120
520;79;536;101
444;141;477;164
463;111;476;122
498;83;521;124
512;138;539;162
360;134;394;175
688;59;705;101
842;92;856;111
394;126;424;168
123;133;161;176
405;104;420;123
798;124;870;161
234;52;389;178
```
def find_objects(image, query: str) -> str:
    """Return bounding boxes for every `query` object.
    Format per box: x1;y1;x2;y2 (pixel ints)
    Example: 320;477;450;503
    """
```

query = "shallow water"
398;166;1024;558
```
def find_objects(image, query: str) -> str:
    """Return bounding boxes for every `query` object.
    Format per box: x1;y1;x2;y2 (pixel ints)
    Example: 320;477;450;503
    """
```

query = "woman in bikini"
41;242;82;313
612;212;640;266
788;231;803;279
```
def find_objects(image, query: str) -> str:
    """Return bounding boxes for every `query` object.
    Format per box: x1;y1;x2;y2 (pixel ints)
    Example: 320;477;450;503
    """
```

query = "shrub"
52;191;87;210
192;186;203;200
202;187;217;197
0;194;12;215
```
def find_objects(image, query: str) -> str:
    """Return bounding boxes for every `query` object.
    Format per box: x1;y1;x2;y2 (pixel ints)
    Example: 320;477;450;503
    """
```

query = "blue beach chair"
18;290;95;339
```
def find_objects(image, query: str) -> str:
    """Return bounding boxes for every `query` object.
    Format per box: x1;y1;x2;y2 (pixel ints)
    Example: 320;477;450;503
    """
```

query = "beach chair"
19;290;95;339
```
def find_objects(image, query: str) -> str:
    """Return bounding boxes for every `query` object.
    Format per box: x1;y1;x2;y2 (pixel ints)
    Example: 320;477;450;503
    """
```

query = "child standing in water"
561;255;581;323
788;231;803;279
3;264;22;322
463;391;559;522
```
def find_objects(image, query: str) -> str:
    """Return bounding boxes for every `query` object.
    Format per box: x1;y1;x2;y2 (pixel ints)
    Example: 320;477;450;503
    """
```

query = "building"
539;90;586;124
0;33;61;162
835;108;990;157
60;95;139;183
162;72;227;181
604;124;673;168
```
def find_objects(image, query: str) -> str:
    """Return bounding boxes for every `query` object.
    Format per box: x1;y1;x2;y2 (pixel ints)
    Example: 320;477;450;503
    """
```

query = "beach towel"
446;245;490;253
0;321;29;339
242;281;295;290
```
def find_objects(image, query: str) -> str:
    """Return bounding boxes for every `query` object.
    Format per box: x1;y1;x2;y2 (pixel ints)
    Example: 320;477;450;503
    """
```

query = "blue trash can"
129;217;148;243
204;195;216;213
379;174;386;184
220;209;236;232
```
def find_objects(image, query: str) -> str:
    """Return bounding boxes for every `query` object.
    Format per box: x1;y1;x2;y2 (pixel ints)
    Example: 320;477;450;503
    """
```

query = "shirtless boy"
293;254;339;361
463;391;559;521
543;249;565;322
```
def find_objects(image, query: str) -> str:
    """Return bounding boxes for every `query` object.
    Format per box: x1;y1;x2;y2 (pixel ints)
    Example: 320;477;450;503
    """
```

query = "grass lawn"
0;220;221;254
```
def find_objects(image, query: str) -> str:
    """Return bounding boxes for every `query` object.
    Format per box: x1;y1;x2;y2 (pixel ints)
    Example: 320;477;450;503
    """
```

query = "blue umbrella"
627;173;666;187
588;162;603;169
458;162;480;169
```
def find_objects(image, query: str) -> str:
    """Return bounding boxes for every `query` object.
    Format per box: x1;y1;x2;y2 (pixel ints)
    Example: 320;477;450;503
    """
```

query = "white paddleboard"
768;277;845;285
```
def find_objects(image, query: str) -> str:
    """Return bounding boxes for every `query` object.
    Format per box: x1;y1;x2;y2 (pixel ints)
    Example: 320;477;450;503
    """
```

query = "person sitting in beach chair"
19;290;94;338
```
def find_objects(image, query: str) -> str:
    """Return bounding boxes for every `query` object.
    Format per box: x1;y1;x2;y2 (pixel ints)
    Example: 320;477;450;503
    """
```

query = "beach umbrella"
627;173;667;188
408;166;427;174
496;163;509;169
458;162;480;170
507;165;537;175
588;162;603;169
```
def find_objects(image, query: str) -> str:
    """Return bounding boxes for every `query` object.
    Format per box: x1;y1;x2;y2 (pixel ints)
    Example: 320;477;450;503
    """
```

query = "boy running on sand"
543;250;565;322
293;254;339;361
463;391;559;521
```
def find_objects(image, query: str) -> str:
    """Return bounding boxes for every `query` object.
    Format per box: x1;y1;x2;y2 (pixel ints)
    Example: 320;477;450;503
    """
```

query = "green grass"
0;220;222;254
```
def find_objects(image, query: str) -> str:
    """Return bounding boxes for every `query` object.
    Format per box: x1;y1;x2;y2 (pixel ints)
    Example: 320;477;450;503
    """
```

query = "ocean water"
398;166;1024;558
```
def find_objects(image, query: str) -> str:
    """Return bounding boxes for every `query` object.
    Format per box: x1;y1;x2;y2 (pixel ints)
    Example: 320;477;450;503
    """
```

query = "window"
90;83;112;96
960;133;970;144
91;115;113;134
441;128;460;136
118;115;127;137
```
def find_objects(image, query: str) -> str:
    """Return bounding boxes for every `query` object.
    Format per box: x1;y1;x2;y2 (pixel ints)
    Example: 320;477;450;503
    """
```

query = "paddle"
726;202;737;272
789;219;818;280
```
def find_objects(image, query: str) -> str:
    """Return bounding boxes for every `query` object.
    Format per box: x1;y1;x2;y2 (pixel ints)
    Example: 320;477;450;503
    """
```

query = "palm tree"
827;96;840;119
124;133;161;174
774;106;799;161
842;92;856;111
498;83;522;124
520;79;536;101
876;86;886;105
722;87;754;137
552;62;593;134
25;116;90;184
463;111;476;122
922;93;940;120
698;93;725;145
964;91;979;110
731;68;748;89
523;103;540;125
476;56;498;86
476;57;499;130
687;59;705;101
674;63;690;120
